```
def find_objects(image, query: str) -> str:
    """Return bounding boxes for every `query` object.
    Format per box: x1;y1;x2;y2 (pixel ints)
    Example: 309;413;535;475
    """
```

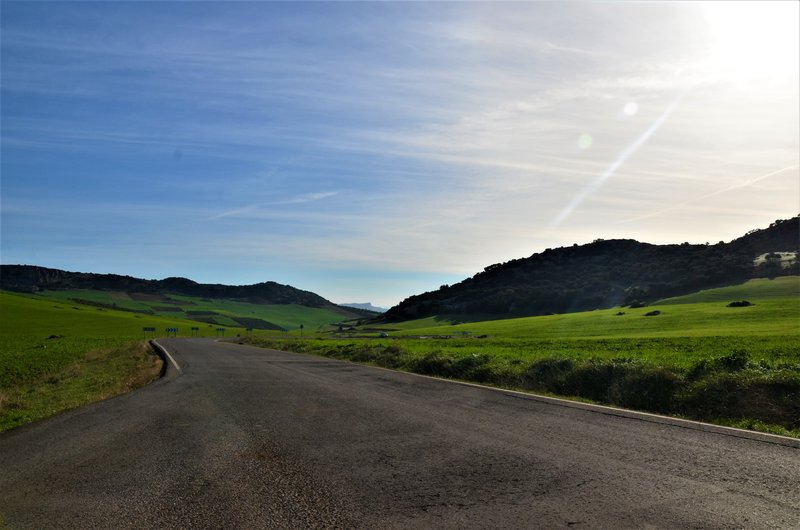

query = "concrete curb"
149;339;182;377
374;365;800;449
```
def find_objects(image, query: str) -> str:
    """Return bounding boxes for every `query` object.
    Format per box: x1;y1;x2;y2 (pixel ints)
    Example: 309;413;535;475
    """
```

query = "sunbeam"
550;94;684;228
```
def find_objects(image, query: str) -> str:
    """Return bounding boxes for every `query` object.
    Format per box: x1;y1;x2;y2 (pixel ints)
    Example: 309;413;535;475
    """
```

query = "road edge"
149;339;182;377
375;364;800;448
231;341;800;449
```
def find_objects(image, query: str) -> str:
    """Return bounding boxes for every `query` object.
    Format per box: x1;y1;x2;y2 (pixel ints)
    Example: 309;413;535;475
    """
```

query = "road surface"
1;338;798;528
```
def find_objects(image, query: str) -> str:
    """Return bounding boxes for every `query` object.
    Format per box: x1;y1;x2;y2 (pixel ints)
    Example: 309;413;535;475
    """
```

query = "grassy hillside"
375;277;800;341
39;289;348;331
656;276;799;304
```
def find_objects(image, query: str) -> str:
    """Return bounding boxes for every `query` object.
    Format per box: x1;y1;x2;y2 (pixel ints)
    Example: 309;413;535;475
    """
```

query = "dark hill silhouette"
0;265;346;312
380;216;799;321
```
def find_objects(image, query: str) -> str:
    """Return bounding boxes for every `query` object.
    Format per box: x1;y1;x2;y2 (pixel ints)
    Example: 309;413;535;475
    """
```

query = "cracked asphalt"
1;338;798;528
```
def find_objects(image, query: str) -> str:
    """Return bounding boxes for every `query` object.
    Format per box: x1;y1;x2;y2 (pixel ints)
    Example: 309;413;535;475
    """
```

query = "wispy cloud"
278;191;338;205
618;164;800;224
2;1;797;305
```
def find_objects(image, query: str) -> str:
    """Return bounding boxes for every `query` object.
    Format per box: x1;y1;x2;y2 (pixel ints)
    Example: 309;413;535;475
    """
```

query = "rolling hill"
0;266;364;329
381;216;799;322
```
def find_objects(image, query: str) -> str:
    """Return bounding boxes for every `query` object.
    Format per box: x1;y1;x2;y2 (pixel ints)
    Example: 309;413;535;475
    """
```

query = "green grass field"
374;276;800;340
39;289;351;331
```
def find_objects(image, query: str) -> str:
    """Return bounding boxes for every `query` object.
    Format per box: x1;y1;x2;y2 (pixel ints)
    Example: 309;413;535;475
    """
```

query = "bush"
680;374;743;419
688;350;750;379
679;370;800;429
451;353;493;382
522;358;574;392
562;360;630;402
375;345;406;368
618;368;680;413
716;350;750;371
523;358;681;414
411;351;455;377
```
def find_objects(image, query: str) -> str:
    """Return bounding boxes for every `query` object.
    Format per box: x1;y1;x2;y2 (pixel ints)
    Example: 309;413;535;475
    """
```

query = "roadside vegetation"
0;291;244;431
243;277;800;437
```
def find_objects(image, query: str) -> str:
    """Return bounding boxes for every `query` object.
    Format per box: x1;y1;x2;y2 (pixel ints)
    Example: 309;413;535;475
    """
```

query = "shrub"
716;350;750;371
562;360;630;402
375;345;407;368
687;350;751;380
522;358;574;392
411;352;455;377
451;353;493;382
678;374;743;419
618;368;680;413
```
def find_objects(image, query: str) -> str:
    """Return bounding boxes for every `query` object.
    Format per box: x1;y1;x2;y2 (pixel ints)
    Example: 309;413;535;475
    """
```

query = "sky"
1;1;798;308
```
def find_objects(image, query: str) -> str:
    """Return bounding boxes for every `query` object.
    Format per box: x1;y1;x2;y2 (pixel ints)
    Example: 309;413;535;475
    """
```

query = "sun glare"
703;1;800;83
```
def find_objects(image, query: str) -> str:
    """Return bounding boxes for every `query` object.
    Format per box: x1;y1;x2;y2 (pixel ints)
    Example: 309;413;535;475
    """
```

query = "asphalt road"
1;338;798;529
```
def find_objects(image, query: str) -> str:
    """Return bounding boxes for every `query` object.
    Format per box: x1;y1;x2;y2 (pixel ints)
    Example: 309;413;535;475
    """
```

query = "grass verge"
0;341;163;432
241;337;800;438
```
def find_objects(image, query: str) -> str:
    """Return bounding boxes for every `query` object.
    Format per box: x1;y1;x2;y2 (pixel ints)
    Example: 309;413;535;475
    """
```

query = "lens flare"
552;94;684;228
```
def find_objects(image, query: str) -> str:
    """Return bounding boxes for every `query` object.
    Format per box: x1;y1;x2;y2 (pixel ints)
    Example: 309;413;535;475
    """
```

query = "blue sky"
2;1;798;308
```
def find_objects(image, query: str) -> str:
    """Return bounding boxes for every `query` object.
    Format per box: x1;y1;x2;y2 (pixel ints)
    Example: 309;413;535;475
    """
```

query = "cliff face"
381;216;799;321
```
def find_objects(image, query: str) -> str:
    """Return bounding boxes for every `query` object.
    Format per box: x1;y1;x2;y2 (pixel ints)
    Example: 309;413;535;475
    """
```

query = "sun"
702;1;799;83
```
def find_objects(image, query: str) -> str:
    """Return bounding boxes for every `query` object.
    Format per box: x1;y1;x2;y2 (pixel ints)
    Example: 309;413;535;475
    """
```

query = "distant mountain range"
380;216;799;322
0;265;367;318
339;303;387;313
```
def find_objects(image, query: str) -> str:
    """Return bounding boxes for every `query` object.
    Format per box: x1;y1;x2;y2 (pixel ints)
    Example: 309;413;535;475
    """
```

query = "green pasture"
0;290;253;430
316;276;800;370
40;289;347;330
1;290;242;387
375;299;797;340
281;335;797;370
656;276;800;304
376;277;800;340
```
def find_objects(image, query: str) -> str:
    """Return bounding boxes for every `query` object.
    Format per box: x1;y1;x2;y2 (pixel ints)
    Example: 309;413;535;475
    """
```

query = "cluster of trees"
382;216;799;321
